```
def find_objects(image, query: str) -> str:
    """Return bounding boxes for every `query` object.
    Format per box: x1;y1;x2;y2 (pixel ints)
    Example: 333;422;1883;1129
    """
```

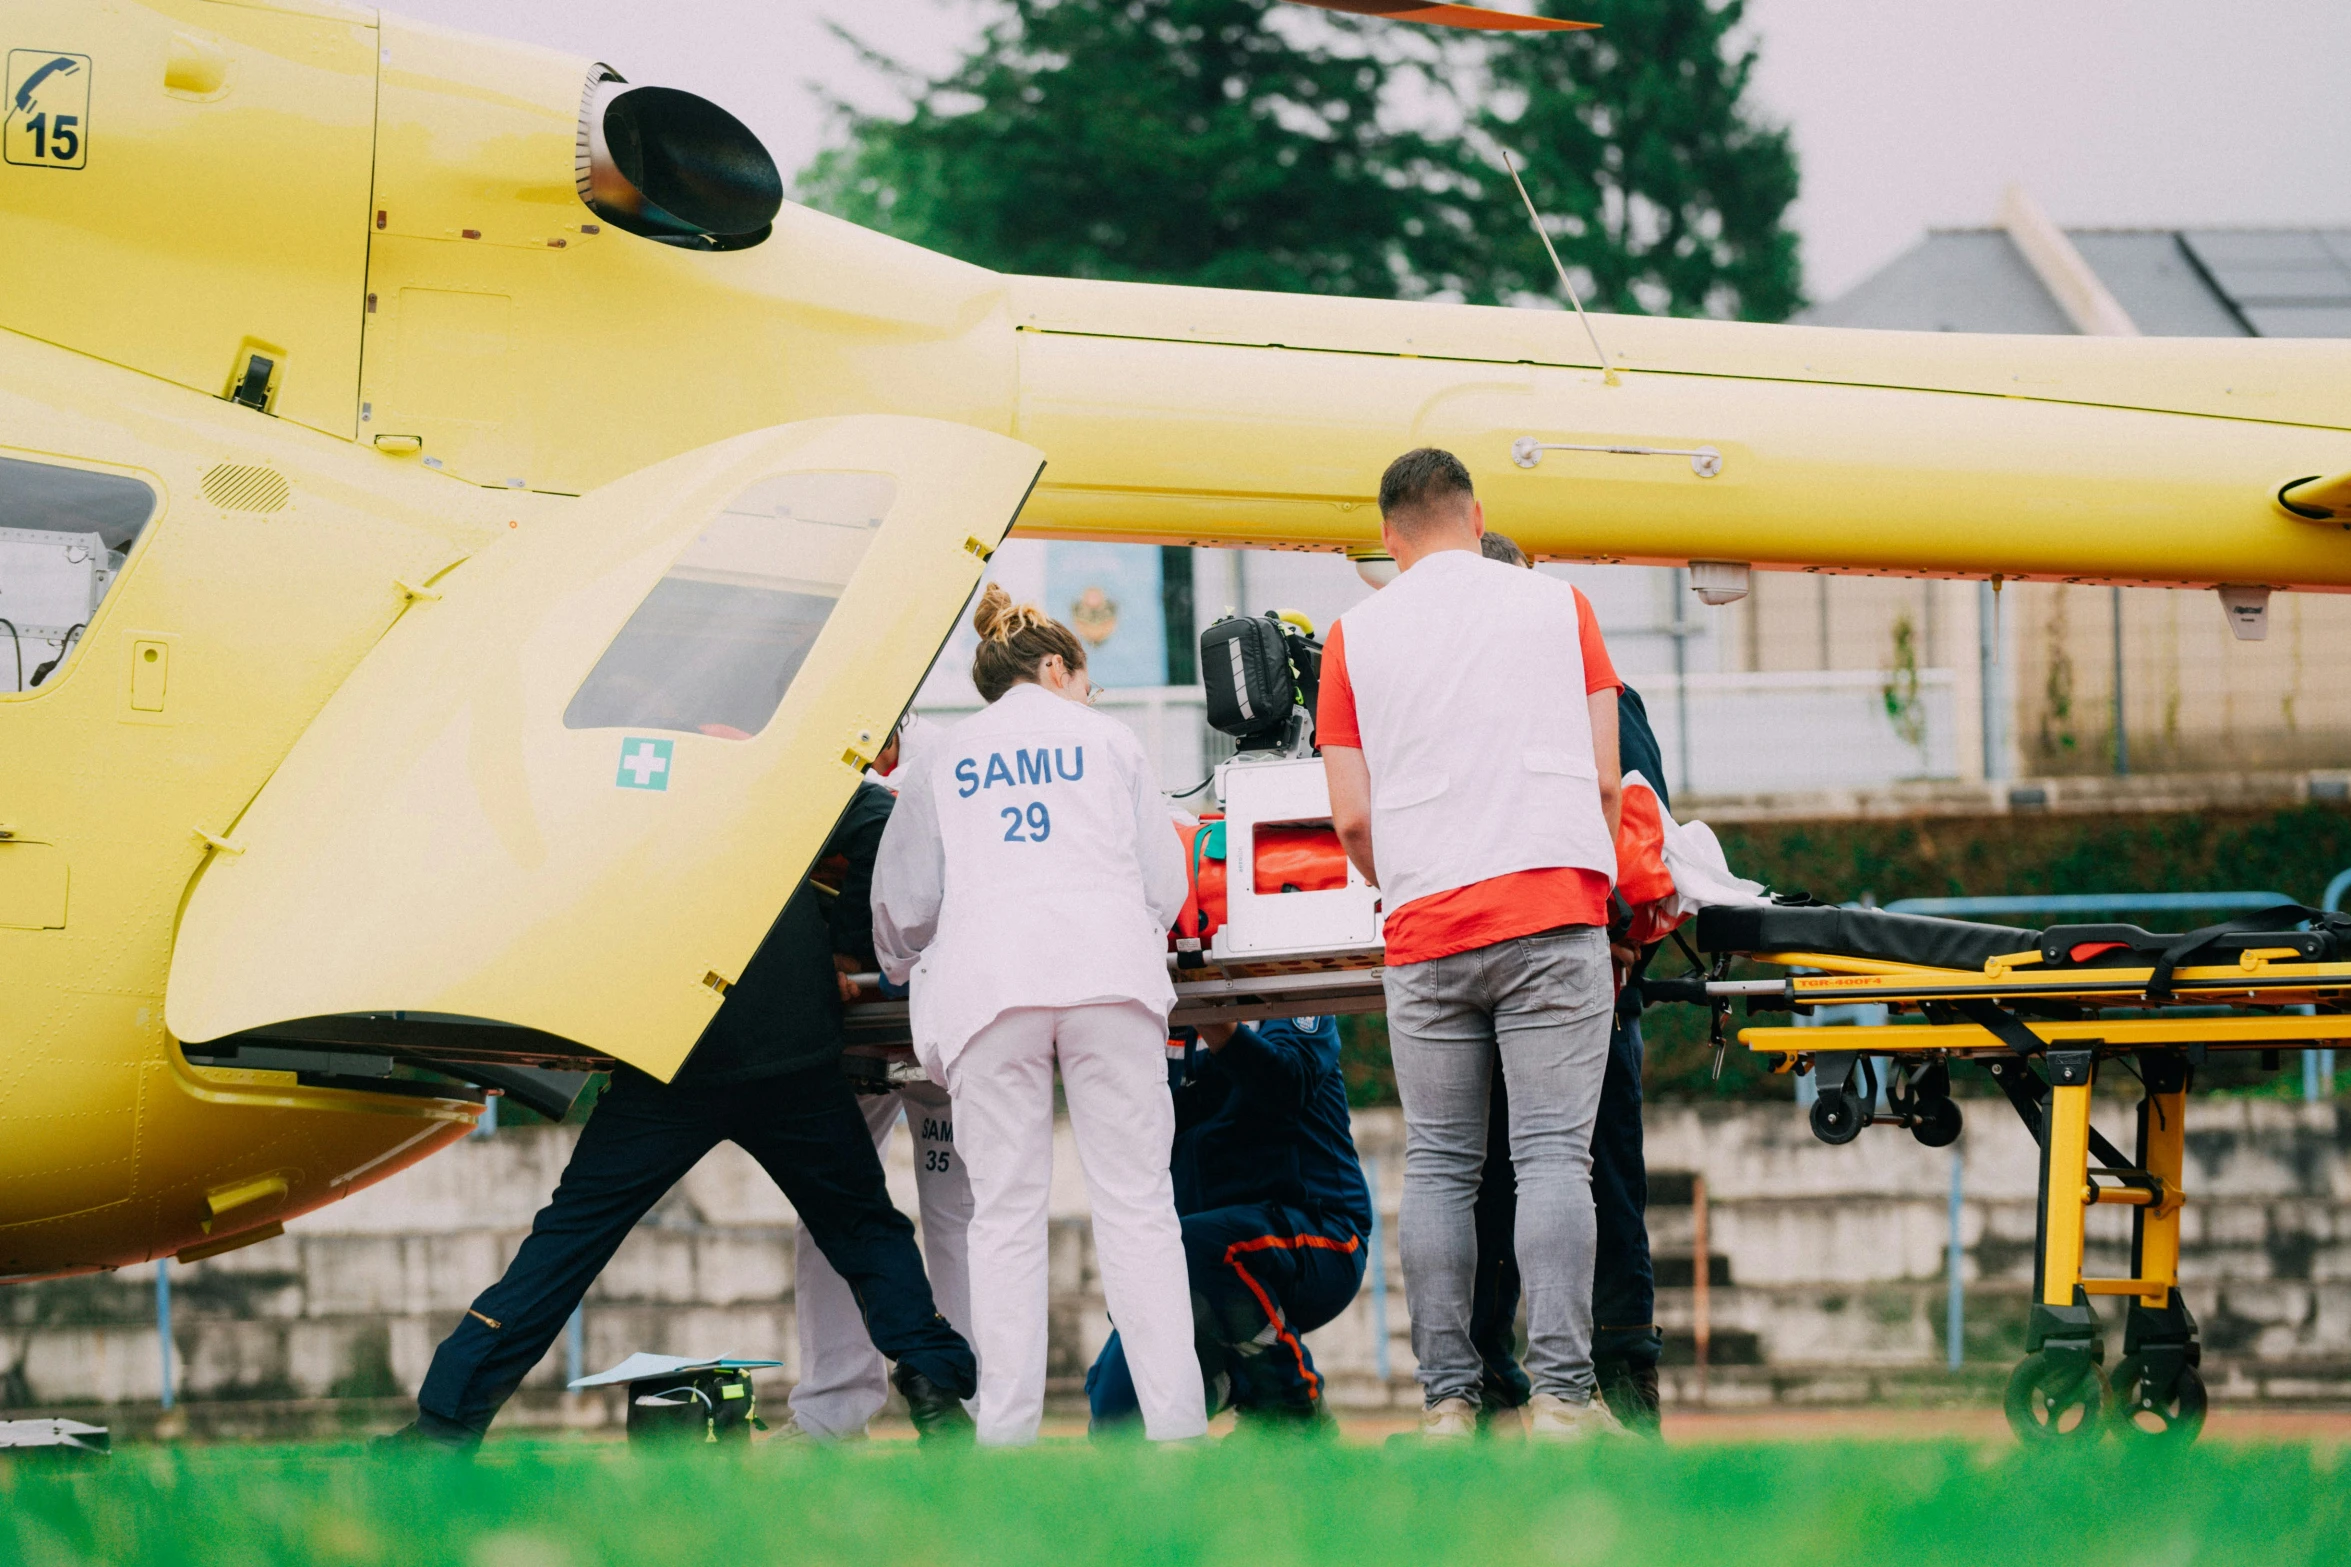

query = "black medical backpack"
1201;612;1321;751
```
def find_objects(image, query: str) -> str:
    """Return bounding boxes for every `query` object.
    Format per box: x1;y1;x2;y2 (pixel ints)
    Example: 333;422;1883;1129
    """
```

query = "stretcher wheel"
2004;1351;2107;1445
2107;1356;2206;1443
1809;1091;1865;1145
1910;1097;1963;1148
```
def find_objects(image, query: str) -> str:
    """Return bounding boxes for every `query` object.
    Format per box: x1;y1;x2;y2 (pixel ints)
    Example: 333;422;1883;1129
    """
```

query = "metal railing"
1884;892;2292;919
917;668;1967;800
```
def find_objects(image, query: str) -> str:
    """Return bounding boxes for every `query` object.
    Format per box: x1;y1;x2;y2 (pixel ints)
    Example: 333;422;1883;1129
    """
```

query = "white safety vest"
1335;549;1616;910
872;684;1186;1077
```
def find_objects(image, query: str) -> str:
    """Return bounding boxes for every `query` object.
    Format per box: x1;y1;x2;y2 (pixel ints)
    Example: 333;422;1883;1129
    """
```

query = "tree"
799;0;1477;297
800;0;1802;316
1473;0;1801;320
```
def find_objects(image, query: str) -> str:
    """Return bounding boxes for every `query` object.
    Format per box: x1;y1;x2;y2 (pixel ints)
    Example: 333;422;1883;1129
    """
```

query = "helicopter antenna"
1503;149;1619;387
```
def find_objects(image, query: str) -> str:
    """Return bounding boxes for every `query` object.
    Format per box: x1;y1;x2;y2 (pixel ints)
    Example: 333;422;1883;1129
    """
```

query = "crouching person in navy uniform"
385;781;978;1451
1084;1015;1372;1434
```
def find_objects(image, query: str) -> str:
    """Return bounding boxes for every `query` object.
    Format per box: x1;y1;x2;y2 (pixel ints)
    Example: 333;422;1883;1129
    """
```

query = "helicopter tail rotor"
1278;0;1595;31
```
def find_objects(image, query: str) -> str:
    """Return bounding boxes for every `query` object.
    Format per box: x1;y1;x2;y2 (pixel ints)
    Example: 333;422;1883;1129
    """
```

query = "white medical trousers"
787;1079;972;1439
947;1001;1206;1445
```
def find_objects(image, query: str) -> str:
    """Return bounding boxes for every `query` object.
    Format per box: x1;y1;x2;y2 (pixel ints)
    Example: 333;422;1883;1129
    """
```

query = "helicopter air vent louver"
200;465;291;514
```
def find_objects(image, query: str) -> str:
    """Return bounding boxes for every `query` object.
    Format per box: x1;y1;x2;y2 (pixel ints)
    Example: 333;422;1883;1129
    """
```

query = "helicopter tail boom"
1001;273;2351;592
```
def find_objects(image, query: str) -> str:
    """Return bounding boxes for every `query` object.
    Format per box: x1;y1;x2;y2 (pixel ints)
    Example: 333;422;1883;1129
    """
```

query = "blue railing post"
2315;870;2351;1103
1946;1150;1965;1372
2322;868;2351;918
1365;1154;1390;1387
155;1261;175;1412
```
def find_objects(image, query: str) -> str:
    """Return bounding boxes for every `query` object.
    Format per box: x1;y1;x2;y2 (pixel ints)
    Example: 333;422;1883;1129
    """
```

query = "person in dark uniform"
1083;1015;1372;1432
1469;532;1667;1434
384;782;977;1449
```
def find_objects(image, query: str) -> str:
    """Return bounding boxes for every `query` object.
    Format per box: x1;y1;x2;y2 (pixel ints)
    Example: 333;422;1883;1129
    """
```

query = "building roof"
1801;227;2351;337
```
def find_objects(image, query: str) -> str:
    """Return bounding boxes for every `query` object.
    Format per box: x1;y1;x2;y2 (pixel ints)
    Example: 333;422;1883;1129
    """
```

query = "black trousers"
416;1061;975;1438
1085;1202;1365;1426
1469;1014;1661;1407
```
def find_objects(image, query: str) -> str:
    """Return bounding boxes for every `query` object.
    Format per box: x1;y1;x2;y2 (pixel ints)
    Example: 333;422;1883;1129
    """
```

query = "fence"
920;669;1962;801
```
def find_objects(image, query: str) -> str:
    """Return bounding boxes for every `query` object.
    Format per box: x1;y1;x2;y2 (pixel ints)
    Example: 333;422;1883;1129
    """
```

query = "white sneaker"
761;1412;816;1445
1525;1393;1630;1442
1421;1397;1479;1440
762;1412;862;1445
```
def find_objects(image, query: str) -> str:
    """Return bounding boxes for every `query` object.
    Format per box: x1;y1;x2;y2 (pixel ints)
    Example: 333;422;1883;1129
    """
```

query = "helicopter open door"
167;416;1041;1080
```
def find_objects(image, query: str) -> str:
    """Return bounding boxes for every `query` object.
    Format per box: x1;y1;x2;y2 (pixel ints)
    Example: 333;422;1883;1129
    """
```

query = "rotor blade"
1280;0;1596;31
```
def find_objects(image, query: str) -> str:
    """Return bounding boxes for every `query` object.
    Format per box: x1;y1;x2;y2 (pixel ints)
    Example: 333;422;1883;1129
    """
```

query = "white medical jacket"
871;683;1188;1077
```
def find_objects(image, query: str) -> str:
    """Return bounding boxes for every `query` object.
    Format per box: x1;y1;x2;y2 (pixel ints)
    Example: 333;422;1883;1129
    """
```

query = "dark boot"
892;1364;974;1444
371;1410;478;1455
1595;1357;1662;1440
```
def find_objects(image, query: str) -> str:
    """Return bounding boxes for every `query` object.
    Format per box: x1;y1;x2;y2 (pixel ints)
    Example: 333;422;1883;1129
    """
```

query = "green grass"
4;1438;2346;1567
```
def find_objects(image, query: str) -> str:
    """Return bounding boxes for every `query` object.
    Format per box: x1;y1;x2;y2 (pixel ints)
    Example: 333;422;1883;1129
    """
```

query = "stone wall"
4;1097;2343;1428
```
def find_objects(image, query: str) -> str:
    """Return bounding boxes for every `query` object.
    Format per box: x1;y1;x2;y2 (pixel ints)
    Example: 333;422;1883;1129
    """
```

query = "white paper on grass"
569;1352;783;1390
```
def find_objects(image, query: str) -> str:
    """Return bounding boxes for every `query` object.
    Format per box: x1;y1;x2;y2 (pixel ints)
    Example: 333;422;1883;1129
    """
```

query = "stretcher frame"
838;954;1391;1088
1673;942;2351;1446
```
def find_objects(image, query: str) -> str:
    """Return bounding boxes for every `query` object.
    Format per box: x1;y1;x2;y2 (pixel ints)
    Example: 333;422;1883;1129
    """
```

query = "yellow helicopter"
3;0;2349;1284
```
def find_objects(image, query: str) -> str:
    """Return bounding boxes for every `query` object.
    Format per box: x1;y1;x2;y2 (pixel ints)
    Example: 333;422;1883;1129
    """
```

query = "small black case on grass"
627;1368;760;1446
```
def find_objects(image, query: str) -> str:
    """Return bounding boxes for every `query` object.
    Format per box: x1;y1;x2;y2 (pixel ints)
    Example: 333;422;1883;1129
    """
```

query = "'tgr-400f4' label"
6;51;89;170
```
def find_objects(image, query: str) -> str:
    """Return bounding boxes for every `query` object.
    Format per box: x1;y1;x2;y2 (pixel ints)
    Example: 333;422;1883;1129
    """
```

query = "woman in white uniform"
872;585;1203;1445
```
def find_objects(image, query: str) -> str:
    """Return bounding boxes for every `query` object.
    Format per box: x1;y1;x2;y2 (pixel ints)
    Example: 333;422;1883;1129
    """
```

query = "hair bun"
973;582;1015;641
972;581;1052;643
968;582;1087;701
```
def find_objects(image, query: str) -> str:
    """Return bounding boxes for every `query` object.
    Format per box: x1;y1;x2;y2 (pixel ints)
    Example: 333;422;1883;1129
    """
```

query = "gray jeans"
1385;925;1612;1406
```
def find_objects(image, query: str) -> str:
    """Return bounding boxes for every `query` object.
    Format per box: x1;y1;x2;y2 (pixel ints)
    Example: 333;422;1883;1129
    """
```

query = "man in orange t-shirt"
1320;447;1626;1441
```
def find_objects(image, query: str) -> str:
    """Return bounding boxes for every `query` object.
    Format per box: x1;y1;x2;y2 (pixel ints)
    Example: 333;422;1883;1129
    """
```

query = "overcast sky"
387;0;2351;302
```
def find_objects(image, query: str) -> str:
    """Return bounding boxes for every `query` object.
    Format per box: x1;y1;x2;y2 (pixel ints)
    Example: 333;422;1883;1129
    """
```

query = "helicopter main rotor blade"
1280;0;1595;30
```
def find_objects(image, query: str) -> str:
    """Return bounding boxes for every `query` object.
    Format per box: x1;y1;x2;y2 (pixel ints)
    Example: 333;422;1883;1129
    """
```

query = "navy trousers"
1470;1015;1660;1407
417;1061;974;1439
1086;1202;1365;1427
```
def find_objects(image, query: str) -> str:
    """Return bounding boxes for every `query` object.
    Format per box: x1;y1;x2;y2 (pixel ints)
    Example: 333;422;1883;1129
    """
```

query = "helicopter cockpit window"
0;456;156;693
562;471;894;740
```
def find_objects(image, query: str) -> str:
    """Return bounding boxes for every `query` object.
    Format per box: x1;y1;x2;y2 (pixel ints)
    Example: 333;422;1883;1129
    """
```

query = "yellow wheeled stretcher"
1650;900;2351;1447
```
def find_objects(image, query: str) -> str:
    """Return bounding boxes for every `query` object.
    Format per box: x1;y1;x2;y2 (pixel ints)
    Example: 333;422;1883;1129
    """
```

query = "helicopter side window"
563;471;894;740
0;456;156;693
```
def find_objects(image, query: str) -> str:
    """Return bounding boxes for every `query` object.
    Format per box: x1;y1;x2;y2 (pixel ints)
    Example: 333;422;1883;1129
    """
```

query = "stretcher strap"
2144;904;2319;1002
1955;999;2047;1057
